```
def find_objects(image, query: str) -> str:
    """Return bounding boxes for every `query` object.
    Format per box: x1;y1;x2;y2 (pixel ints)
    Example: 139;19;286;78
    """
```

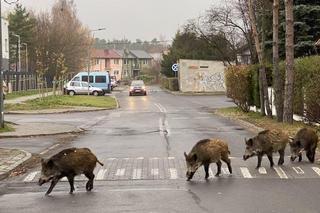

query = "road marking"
24;171;39;182
274;167;288;179
194;117;210;119
115;169;125;176
169;168;178;179
240;167;253;178
151;157;159;160
311;167;320;176
61;177;68;181
151;169;159;176
209;168;214;177
222;167;230;175
107;158;116;161
136;157;144;160
96;169;107;180
132;169;142;179
154;103;166;113
258;167;267;174
168;157;175;160
39;144;60;155
292;167;304;174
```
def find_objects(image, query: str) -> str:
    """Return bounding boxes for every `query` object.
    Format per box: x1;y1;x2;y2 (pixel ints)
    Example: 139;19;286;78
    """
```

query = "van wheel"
93;91;99;96
69;90;75;96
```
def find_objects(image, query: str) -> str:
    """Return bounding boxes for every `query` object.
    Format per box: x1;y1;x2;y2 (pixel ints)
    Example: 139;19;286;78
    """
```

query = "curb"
5;107;113;115
162;88;226;96
0;149;32;180
0;128;84;139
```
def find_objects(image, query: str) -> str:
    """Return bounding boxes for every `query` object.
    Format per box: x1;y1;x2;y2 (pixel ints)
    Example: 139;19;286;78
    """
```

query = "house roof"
130;50;153;59
115;49;136;59
91;49;121;59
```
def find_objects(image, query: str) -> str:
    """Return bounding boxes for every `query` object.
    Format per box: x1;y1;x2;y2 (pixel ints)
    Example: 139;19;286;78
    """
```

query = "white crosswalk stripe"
19;158;320;182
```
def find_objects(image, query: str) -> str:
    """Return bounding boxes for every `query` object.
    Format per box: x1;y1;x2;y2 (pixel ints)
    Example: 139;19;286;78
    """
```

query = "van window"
71;81;80;87
95;76;106;83
73;77;80;81
82;76;93;83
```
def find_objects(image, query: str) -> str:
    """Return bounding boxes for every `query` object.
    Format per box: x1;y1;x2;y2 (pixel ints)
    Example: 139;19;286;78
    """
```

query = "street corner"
0;148;31;180
0;122;84;138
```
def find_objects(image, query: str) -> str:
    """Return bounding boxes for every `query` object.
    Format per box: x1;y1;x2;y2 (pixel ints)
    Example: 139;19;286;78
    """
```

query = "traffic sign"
171;63;179;72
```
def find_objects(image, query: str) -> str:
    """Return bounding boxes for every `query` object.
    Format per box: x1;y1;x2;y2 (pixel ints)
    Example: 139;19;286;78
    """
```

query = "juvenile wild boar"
243;129;289;168
38;147;103;195
290;128;318;163
184;138;232;181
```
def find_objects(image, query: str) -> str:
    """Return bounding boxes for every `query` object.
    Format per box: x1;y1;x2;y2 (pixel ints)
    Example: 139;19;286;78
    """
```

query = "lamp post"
12;33;20;72
22;43;28;72
87;28;106;95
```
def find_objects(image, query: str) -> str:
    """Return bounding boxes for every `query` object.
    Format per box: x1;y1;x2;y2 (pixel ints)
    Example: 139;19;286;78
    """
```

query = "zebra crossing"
22;157;320;183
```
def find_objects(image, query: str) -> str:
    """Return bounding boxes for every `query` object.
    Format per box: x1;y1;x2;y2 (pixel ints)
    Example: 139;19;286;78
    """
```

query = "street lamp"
12;33;21;72
22;43;28;72
87;28;106;95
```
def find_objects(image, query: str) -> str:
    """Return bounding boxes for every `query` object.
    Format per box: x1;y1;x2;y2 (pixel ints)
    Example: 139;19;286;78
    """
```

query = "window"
82;76;93;83
95;75;106;83
73;77;80;81
143;59;148;65
124;59;128;65
95;59;100;65
70;81;80;87
5;39;8;52
114;59;119;64
114;70;119;75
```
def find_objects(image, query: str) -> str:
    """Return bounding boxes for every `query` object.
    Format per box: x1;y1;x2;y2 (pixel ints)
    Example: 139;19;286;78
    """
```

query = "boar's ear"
184;152;188;159
192;154;198;162
245;138;253;146
296;140;301;147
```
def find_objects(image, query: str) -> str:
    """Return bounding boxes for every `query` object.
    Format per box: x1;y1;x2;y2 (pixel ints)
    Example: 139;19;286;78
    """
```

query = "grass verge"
6;89;53;100
215;107;319;136
0;123;15;133
4;95;117;111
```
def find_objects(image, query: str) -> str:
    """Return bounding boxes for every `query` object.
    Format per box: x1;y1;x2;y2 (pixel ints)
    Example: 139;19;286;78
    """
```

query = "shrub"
168;78;179;91
225;65;251;112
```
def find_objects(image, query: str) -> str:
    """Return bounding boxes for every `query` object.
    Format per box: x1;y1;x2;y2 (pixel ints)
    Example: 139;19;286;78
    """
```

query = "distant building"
236;49;251;65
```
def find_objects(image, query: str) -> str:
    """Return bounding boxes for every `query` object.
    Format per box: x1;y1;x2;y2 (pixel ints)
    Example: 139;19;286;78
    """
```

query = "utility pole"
0;1;4;128
12;33;20;72
22;43;28;72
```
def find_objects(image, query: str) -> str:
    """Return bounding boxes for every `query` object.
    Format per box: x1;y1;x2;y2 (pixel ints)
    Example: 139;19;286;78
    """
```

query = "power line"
3;0;19;5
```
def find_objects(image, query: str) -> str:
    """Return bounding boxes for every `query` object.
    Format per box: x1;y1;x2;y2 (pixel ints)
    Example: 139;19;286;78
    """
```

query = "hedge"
160;75;179;91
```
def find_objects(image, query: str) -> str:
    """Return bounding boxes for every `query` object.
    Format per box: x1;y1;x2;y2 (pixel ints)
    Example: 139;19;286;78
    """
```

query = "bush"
225;65;251;112
160;75;179;91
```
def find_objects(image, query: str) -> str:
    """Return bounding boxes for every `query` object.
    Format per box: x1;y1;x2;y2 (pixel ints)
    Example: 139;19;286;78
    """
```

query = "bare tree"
283;0;294;123
247;0;272;117
272;0;283;122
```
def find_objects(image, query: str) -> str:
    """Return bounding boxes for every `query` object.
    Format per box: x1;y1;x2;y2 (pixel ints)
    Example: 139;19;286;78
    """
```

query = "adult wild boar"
243;129;289;168
290;128;318;163
38;147;103;195
184;138;232;181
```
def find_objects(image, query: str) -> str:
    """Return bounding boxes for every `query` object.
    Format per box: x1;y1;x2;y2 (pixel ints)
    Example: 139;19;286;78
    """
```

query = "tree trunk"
248;0;272;116
283;0;294;123
273;0;283;122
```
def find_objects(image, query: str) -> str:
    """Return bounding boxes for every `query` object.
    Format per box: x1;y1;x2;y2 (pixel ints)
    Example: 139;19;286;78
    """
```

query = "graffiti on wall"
198;72;225;92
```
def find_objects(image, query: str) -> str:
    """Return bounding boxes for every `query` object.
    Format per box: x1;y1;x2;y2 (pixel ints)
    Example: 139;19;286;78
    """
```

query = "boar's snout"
38;178;46;186
243;155;249;160
290;155;297;162
186;171;195;181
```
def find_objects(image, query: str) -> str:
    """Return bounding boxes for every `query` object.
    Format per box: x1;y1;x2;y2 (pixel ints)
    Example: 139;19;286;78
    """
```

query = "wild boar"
184;138;232;181
290;128;318;163
38;147;103;195
243;129;289;168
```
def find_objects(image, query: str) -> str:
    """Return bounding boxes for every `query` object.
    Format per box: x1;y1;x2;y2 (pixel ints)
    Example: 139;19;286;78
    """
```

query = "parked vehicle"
64;81;104;96
129;80;147;96
110;76;118;90
70;71;111;93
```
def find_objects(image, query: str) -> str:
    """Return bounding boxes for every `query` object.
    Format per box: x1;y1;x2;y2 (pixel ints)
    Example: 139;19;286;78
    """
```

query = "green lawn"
6;89;53;100
0;123;15;133
5;95;117;111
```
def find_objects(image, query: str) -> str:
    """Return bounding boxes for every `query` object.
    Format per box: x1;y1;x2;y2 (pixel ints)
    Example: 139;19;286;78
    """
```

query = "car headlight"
130;86;134;91
142;86;146;90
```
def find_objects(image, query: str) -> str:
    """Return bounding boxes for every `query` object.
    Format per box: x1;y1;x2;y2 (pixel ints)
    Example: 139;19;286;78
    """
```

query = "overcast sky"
3;0;222;42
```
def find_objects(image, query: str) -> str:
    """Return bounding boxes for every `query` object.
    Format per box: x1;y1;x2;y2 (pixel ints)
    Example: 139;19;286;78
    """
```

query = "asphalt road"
1;85;320;213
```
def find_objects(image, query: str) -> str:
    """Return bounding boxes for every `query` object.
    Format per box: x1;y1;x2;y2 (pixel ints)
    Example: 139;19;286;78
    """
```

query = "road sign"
171;63;179;72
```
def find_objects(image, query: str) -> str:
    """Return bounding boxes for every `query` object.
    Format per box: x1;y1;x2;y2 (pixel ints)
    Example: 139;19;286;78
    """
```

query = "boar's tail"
97;160;104;166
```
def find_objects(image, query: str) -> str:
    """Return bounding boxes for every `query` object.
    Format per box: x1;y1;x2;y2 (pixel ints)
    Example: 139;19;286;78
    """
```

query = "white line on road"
24;171;39;182
222;167;230;175
240;167;253;178
169;168;178;179
311;167;320;176
168;157;175;160
115;169;125;176
151;168;159;176
209;168;214;177
154;103;166;113
274;167;288;179
292;167;304;174
132;169;142;179
136;157;144;160
258;167;267;174
96;169;107;180
39;144;60;155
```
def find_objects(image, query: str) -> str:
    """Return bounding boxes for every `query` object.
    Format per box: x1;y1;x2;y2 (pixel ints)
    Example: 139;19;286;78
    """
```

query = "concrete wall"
179;59;225;93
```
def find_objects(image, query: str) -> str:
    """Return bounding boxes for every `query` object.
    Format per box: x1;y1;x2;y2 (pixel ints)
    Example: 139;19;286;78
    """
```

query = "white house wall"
178;59;225;93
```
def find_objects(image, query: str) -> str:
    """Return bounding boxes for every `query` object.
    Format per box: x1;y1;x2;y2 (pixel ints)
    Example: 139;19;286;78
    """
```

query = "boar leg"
277;150;284;165
67;175;75;194
256;154;263;169
46;176;61;195
298;154;302;162
222;158;232;174
215;161;222;177
306;150;315;163
84;172;95;191
204;163;210;179
267;153;274;167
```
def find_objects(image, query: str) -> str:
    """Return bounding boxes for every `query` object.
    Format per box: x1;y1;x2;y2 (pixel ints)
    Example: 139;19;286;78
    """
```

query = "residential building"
90;49;122;80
